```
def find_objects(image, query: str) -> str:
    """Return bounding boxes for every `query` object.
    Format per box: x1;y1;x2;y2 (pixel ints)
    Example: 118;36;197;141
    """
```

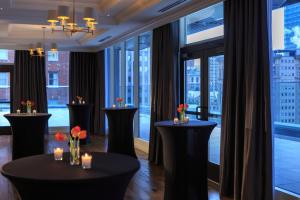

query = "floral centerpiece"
21;100;34;113
177;104;188;122
55;126;87;165
116;97;124;107
76;96;83;104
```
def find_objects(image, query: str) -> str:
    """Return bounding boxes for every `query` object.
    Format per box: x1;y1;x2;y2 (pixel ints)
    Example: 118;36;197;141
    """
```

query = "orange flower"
55;132;67;141
71;126;81;135
71;130;87;139
78;130;87;139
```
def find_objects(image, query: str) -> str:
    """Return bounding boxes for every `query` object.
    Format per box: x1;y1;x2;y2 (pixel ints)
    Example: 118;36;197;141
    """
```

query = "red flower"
116;98;123;103
177;107;182;113
55;132;67;141
184;104;188;109
21;101;26;105
71;126;81;135
179;104;184;109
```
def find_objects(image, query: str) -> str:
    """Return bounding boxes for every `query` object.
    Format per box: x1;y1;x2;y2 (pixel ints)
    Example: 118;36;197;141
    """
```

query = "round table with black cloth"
67;104;93;145
103;107;137;158
1;152;140;200
155;120;217;200
4;113;51;160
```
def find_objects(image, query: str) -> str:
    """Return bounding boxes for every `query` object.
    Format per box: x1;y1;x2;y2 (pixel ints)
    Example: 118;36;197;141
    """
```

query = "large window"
0;49;15;64
183;2;224;45
107;32;152;140
272;2;300;196
46;51;69;127
0;49;14;130
138;32;151;141
181;2;224;182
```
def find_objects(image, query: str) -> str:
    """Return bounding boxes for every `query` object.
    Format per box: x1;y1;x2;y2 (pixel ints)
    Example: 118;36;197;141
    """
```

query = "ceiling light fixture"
47;0;97;35
28;27;58;57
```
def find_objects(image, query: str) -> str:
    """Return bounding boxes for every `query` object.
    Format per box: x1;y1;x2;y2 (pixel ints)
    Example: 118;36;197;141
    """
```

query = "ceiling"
0;0;210;51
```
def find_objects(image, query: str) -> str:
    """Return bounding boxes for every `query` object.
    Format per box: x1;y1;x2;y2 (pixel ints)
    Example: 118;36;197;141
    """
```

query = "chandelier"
28;27;58;57
47;0;97;35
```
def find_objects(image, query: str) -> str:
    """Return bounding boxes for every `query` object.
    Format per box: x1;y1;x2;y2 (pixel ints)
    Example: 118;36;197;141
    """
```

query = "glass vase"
70;137;80;165
179;112;185;123
118;102;122;107
27;105;31;114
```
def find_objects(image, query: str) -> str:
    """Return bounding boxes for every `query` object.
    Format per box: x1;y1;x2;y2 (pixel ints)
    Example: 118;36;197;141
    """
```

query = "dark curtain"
148;21;179;165
13;50;48;113
69;51;105;135
220;0;273;199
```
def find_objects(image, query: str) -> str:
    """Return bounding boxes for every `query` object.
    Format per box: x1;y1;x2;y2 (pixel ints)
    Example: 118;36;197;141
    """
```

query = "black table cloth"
103;107;137;158
4;113;51;160
67;104;93;145
1;152;140;200
155;120;217;200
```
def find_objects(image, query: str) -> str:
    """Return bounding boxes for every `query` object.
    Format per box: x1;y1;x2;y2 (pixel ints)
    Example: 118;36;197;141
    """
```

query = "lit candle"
174;117;179;124
112;104;116;108
72;100;75;104
184;116;190;123
124;104;128;108
33;109;37;115
82;100;85;104
16;109;21;114
81;153;92;169
54;148;63;160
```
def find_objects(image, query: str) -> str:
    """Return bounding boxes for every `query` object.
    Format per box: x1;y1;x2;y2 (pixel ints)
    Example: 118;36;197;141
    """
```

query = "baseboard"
134;138;149;154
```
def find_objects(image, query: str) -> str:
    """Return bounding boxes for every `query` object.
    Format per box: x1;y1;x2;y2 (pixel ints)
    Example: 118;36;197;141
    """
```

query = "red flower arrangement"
116;97;124;107
177;104;188;113
21;100;35;107
54;126;87;142
55;126;87;165
116;98;123;103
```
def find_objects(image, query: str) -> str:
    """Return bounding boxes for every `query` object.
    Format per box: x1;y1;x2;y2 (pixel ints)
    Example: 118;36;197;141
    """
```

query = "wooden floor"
0;135;220;200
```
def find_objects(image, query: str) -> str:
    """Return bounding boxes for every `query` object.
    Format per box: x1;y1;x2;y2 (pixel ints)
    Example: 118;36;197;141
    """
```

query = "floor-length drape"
220;0;273;199
148;21;179;165
69;51;105;135
13;50;48;114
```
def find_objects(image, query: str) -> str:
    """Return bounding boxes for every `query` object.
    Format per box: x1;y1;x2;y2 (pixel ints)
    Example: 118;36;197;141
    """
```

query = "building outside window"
48;72;59;86
45;51;69;127
272;2;300;195
48;51;59;62
0;49;15;64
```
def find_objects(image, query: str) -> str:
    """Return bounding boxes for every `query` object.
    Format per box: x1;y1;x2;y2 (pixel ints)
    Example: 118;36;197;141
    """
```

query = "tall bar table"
155;120;217;200
103;107;137;158
4;113;51;160
67;104;93;145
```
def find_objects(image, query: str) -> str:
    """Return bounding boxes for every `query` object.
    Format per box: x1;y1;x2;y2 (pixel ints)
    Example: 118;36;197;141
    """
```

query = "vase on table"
179;112;185;123
27;105;31;114
69;137;80;165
